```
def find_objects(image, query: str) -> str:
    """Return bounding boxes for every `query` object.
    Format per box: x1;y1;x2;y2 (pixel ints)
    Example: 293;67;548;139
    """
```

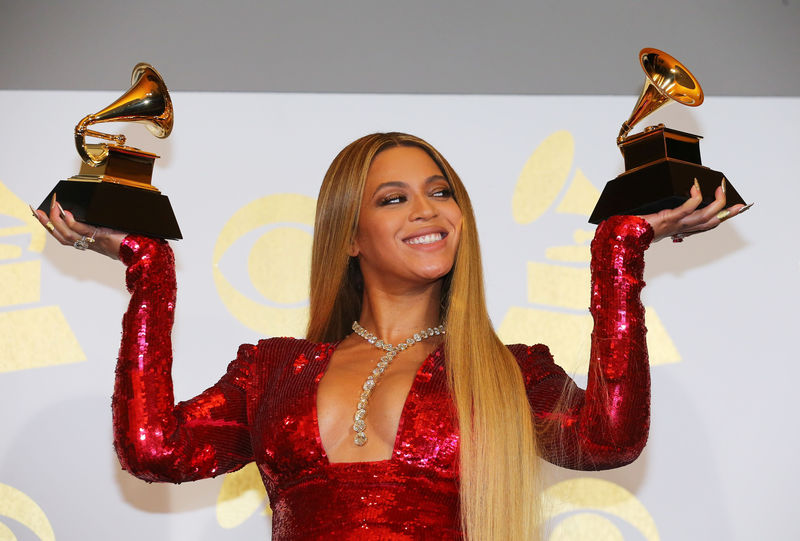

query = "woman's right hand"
32;193;127;260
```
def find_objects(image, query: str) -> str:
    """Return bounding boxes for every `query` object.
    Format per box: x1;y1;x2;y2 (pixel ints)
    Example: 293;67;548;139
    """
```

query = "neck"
356;280;443;345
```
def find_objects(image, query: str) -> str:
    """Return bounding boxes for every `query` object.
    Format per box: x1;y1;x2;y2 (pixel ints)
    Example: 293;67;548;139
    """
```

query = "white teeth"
406;233;444;245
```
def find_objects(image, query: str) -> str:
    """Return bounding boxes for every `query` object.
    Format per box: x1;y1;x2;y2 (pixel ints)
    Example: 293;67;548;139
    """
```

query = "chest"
249;343;459;483
319;345;439;462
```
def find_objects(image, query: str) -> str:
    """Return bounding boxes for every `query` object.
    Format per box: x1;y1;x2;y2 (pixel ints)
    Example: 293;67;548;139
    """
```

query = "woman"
34;132;745;540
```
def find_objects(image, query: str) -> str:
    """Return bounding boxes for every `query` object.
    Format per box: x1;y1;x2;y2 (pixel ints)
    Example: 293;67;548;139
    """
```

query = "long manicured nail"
29;204;38;218
738;202;754;215
56;202;66;220
50;193;57;210
693;178;701;197
721;177;727;195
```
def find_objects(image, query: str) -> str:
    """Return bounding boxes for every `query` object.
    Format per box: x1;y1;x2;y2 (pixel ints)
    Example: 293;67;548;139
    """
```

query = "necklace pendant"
350;321;445;448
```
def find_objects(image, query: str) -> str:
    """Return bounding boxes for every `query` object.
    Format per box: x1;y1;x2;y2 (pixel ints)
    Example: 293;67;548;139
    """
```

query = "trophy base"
37;179;182;240
588;159;746;224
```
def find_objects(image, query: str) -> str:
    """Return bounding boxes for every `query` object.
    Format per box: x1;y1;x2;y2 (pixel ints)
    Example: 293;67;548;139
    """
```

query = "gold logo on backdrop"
543;478;659;540
217;462;270;528
213;193;316;339
498;131;681;373
0;482;56;541
0;181;85;373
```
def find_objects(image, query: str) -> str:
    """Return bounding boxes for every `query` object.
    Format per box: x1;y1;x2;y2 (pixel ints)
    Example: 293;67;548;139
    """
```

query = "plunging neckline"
312;340;443;466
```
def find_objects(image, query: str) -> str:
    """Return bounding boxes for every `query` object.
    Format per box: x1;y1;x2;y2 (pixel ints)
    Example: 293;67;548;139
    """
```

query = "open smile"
404;232;447;246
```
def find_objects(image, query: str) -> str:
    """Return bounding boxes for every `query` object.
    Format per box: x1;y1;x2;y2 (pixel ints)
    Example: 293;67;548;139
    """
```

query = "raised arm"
512;214;653;470
113;235;255;483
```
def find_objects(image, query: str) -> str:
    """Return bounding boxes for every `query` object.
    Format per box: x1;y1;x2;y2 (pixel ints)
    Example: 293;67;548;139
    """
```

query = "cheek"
352;212;377;252
450;209;463;240
352;219;394;257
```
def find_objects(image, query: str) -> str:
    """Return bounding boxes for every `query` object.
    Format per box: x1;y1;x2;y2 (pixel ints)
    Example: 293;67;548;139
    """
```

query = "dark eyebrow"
370;175;448;198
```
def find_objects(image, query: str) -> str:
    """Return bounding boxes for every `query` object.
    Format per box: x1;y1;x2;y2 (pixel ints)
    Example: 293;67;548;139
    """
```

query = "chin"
415;265;453;283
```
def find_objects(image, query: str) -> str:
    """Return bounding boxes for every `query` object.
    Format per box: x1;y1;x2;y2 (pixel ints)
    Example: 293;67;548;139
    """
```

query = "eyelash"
378;188;453;206
379;193;406;206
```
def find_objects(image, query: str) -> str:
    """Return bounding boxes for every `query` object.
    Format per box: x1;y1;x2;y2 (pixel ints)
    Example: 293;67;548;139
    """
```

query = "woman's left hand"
639;178;751;242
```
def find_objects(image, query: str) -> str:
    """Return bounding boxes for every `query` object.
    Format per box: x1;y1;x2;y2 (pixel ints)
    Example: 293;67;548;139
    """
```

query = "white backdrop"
0;91;798;540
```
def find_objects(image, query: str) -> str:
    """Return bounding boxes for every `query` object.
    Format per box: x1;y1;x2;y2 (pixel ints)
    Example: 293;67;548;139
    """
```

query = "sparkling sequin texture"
112;215;653;539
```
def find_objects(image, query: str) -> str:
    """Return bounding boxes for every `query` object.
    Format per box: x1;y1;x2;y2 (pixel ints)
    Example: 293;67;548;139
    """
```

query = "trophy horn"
617;48;703;145
74;62;173;166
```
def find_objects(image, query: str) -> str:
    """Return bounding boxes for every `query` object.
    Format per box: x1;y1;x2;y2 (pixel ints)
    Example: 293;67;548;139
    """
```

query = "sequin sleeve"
112;235;255;483
512;214;654;470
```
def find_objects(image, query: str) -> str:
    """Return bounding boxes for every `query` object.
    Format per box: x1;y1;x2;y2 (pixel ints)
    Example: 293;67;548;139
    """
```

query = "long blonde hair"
307;133;541;540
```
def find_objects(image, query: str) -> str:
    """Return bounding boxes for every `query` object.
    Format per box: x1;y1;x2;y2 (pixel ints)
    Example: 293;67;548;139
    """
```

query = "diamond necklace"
350;321;445;446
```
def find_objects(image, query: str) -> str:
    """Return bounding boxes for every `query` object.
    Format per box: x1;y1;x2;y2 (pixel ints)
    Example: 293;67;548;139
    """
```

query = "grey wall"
1;0;798;96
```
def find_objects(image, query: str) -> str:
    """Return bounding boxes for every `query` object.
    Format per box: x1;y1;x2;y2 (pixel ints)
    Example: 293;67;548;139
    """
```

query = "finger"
658;179;704;235
696;179;729;222
682;200;752;236
679;180;730;231
651;180;702;234
709;202;752;228
59;206;95;237
47;194;78;244
49;194;95;245
30;204;69;244
674;178;704;219
36;205;72;245
30;205;50;229
637;179;706;241
59;205;84;232
726;202;753;220
693;205;753;239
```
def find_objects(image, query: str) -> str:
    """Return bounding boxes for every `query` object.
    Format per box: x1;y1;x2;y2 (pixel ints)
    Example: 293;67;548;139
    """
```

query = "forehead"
366;145;444;186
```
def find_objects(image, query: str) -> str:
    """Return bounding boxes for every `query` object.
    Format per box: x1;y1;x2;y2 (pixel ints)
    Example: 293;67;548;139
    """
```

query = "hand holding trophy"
590;48;747;225
36;63;181;240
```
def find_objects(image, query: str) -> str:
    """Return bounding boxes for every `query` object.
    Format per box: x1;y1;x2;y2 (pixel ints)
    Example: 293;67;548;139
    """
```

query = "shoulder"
252;337;329;357
240;337;333;371
223;337;328;389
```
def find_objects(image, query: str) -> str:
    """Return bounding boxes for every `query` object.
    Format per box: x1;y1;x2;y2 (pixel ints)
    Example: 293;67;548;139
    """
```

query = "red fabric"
113;215;653;540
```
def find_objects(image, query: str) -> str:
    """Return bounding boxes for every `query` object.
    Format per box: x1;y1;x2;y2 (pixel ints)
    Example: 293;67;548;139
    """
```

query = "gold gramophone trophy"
589;48;746;224
38;62;181;239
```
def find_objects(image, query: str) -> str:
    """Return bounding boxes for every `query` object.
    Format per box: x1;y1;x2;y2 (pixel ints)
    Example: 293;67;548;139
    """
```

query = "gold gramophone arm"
617;122;634;145
74;117;128;166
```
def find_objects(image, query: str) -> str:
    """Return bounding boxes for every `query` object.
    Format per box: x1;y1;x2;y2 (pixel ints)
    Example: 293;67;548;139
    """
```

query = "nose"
409;195;437;221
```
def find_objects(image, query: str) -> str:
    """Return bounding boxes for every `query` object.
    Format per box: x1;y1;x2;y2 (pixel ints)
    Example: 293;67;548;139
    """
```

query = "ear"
347;238;359;257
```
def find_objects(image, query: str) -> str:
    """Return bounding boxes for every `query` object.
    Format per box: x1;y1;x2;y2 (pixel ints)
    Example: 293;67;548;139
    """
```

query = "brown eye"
379;194;406;206
431;188;453;199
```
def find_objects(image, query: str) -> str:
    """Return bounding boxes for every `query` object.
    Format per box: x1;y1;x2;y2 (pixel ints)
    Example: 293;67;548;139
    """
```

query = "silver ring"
73;236;89;250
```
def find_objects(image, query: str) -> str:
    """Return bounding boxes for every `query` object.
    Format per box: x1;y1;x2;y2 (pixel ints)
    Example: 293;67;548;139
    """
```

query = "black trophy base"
588;159;746;224
38;180;182;239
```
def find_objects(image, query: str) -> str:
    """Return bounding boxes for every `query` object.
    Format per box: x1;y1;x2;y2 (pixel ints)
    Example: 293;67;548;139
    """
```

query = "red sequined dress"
113;215;653;540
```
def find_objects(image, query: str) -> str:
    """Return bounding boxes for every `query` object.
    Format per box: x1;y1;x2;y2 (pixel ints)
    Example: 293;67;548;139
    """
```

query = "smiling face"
350;145;463;292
